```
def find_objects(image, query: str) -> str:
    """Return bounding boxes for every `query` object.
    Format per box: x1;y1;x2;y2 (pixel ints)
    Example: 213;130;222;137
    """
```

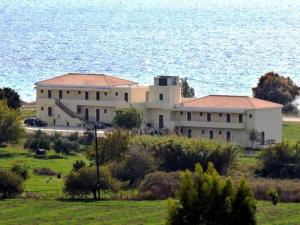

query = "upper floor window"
78;91;81;95
226;113;231;122
200;112;203;116
207;113;211;122
85;91;89;100
124;92;128;102
104;109;107;113
59;90;63;100
180;111;183;115
249;114;253;118
115;92;118;96
41;89;44;94
104;92;107;95
96;92;100;101
219;113;223;117
159;93;164;101
239;114;243;123
48;90;52;99
41;107;44;111
187;112;191;121
67;90;70;94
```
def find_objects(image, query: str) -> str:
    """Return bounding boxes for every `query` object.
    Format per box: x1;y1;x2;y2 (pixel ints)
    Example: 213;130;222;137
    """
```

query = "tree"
248;129;260;148
181;77;195;98
113;108;143;129
11;163;29;180
166;163;256;225
52;137;79;155
0;87;22;109
0;169;23;199
24;130;51;152
87;129;130;164
0;101;24;145
64;166;121;199
253;72;299;114
72;160;86;172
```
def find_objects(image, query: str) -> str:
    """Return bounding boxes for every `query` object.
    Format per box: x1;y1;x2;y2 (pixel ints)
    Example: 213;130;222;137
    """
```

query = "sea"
0;0;299;102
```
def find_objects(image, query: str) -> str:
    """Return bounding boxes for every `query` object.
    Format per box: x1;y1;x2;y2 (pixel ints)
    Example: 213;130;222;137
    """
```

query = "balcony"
173;120;245;129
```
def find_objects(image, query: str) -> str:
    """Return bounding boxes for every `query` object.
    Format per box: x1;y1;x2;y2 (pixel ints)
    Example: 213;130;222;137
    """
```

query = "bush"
113;108;143;129
79;131;94;146
267;188;279;205
11;163;29;180
131;135;240;175
0;169;23;198
259;143;300;178
64;166;121;199
24;130;51;151
33;167;60;176
72;160;86;172
111;146;157;186
52;137;80;155
139;171;179;200
166;163;256;225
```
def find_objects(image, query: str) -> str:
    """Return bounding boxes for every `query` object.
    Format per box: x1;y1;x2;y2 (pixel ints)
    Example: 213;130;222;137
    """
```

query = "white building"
35;73;283;147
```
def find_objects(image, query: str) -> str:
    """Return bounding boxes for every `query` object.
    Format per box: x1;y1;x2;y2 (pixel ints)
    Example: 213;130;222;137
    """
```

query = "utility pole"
94;124;101;200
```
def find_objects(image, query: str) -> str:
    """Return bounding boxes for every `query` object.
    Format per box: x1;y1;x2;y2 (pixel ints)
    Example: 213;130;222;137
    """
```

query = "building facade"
35;73;283;147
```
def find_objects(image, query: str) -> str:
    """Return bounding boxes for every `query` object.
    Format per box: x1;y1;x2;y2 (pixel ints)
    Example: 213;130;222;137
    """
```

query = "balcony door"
187;112;191;121
59;90;63;100
158;115;164;128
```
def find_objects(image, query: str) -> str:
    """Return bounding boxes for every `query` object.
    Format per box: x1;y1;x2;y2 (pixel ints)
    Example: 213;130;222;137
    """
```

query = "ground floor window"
48;107;52;116
226;131;231;142
187;129;192;138
209;130;213;139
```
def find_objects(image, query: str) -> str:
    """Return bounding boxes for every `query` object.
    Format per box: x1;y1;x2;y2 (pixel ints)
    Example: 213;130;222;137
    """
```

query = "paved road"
282;117;300;122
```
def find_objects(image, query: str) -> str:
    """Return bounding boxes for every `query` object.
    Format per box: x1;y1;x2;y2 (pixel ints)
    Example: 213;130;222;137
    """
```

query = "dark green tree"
166;163;256;225
113;108;143;129
181;77;195;98
0;87;22;109
0;101;24;145
24;130;51;151
72;160;86;172
253;72;299;114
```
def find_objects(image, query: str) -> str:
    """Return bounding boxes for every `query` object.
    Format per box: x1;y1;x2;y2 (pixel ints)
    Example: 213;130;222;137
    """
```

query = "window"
96;109;100;122
85;91;89;100
41;107;44;111
226;113;231;122
78;91;81;95
104;92;107;95
249;114;253;118
104;109;107;113
239;114;243;123
200;112;203;116
115;92;118;96
48;90;52;98
67;90;70;94
180;128;184;134
187;112;191;121
41;89;44;94
96;92;100;101
59;90;63;100
48;107;52;116
226;131;231;142
159;115;164;128
77;106;81;114
219;130;222;135
207;113;211;122
209;130;213;139
219;113;223;117
124;92;128;102
201;130;205;135
180;111;183;115
187;129;192;138
159;93;164;101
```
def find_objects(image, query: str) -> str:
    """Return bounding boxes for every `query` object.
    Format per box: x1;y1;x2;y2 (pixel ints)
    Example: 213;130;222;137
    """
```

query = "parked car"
24;117;48;127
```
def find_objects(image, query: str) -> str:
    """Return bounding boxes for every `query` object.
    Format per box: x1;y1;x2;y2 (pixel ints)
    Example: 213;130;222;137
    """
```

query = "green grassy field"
283;122;300;144
0;199;299;225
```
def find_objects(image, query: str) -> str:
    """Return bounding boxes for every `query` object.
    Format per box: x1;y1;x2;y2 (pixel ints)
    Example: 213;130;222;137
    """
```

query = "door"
124;92;128;102
187;112;191;121
59;90;63;100
85;108;89;121
96;109;100;122
158;115;164;128
261;132;265;145
187;129;192;138
226;131;231;142
227;113;231;122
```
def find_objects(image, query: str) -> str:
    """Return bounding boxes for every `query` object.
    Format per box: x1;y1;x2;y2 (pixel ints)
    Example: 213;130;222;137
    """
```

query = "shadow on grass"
57;198;107;203
0;151;15;159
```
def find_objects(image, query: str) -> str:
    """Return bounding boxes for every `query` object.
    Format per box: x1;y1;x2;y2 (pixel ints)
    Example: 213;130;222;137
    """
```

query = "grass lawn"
0;145;87;192
0;199;299;225
283;122;300;144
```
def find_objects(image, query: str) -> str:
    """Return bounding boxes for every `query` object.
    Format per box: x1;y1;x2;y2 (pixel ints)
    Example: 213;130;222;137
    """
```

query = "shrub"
259;143;300;178
139;171;179;200
166;163;256;225
267;188;279;205
64;166;121;199
24;130;51;151
11;163;29;180
113;108;143;129
131;135;240;175
0;169;23;198
52;137;80;155
72;160;86;171
33;167;60;176
111;146;157;186
79;131;95;146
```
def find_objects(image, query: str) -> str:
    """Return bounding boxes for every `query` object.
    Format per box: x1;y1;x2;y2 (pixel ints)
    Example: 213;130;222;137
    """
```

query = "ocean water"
0;0;299;102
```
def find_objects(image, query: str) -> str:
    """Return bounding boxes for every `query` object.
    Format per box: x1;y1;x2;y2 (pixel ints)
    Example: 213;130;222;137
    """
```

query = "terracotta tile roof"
35;73;137;87
182;95;283;109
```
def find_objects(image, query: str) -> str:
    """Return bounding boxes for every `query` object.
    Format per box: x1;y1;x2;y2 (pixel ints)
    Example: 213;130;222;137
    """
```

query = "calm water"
0;0;299;102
